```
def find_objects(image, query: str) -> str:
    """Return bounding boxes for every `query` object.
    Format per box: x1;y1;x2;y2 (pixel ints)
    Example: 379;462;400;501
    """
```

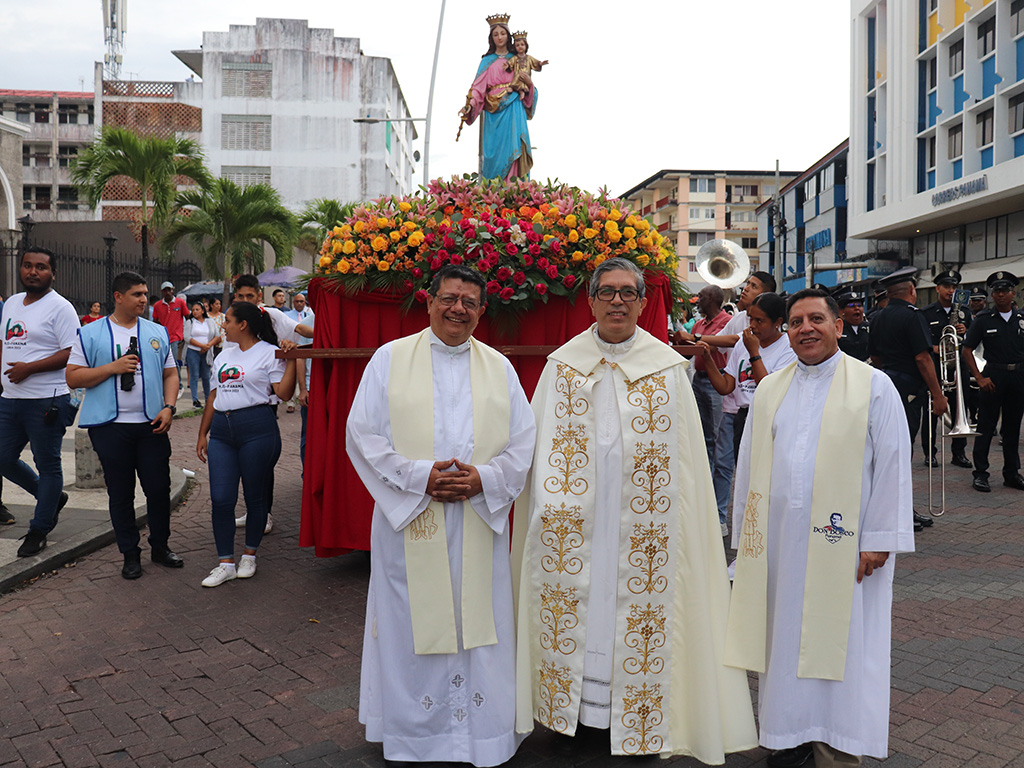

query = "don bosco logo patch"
813;513;856;544
217;364;244;384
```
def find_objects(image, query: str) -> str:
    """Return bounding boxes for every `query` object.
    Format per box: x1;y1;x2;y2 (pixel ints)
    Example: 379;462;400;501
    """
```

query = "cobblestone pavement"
1;410;1024;767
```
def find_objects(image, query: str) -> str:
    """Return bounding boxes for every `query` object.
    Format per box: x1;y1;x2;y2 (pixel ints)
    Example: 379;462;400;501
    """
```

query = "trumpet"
694;239;751;289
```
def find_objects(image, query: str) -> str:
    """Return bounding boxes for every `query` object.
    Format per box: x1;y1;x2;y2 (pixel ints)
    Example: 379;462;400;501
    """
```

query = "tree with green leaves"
71;126;210;281
161;178;299;308
297;198;357;254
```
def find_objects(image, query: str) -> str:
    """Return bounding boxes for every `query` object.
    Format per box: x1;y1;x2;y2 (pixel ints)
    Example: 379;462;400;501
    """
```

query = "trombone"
927;315;978;516
695;239;751;289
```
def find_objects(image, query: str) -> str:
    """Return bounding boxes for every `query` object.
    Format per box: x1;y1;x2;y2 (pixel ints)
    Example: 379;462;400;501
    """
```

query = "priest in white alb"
726;288;915;768
513;257;758;762
346;264;536;767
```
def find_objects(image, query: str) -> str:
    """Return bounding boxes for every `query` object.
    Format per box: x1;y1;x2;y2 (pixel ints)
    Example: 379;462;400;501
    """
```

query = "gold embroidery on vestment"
630;441;671;515
626;374;671;433
540;503;585;575
621;682;664;755
544;423;590;496
408;509;439;541
741;491;765;558
539;583;579;655
623;603;667;675
627;522;669;594
537;661;573;732
554;363;589;419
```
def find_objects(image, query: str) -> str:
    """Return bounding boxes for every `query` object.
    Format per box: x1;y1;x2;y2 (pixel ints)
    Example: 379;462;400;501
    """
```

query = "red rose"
412;267;424;278
549;239;562;254
430;258;443;270
523;254;534;266
478;258;491;272
526;231;541;244
537;256;549;268
513;270;526;285
443;236;455;250
424;233;436;246
486;280;501;294
464;228;476;240
530;244;542;257
506;243;519;255
546;265;558;279
414;289;429;303
535;283;548;295
403;280;413;291
499;286;514;300
437;249;449;261
450;254;463;265
496;267;512;281
495;218;509;228
563;274;577;289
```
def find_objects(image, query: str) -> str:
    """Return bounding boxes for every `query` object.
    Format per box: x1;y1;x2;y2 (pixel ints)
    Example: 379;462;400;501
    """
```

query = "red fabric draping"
299;272;672;556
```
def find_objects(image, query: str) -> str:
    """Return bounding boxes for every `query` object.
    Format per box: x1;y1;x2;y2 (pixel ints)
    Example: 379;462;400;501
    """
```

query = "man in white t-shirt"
230;274;313;532
284;292;314;414
0;248;79;557
67;272;183;580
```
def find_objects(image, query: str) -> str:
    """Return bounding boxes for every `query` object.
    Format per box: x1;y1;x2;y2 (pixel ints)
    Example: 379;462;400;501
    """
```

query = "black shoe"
17;529;47;557
951;454;973;469
1003;473;1024;490
973;476;991;492
52;490;69;529
0;504;14;526
924;457;939;468
192;399;201;409
913;511;934;527
122;550;142;580
151;548;185;568
914;519;924;532
767;742;814;768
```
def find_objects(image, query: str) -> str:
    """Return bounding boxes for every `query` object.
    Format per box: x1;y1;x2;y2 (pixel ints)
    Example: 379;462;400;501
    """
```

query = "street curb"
0;469;191;595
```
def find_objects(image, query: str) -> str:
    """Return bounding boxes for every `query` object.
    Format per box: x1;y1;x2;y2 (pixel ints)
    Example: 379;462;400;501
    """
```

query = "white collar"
796;349;842;378
428;328;472;356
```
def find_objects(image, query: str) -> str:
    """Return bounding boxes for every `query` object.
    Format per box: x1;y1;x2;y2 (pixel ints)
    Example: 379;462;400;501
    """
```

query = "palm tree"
161;178;299;307
71;126;210;281
297;198;357;254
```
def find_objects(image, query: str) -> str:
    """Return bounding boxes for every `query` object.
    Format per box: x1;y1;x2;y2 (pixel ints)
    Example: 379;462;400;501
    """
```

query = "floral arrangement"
315;176;684;320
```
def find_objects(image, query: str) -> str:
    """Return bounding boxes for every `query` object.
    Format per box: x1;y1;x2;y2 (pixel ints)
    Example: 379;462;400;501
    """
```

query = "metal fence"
0;235;201;314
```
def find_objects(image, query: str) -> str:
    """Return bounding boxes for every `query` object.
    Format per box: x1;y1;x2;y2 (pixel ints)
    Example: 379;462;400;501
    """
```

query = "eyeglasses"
844;302;863;308
594;287;641;303
436;294;481;311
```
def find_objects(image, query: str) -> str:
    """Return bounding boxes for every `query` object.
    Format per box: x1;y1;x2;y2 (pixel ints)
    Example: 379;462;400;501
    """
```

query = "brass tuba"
695;239;751;289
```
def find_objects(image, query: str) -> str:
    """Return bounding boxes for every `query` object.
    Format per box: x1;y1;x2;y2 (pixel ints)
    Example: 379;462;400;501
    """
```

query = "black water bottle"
121;336;138;391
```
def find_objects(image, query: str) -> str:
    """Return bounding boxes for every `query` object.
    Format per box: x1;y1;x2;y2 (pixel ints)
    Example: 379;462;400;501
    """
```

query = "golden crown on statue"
486;13;511;27
512;30;528;41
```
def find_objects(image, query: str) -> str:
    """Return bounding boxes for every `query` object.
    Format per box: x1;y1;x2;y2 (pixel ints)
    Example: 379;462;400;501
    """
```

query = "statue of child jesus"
505;31;548;97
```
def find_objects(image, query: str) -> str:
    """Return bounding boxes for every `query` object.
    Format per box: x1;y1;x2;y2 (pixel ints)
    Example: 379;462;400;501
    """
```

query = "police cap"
986;271;1019;291
877;266;919;290
934;269;962;286
835;290;866;307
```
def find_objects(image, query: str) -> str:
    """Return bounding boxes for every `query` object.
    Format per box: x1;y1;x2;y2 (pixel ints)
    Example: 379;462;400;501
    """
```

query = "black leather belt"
986;362;1023;371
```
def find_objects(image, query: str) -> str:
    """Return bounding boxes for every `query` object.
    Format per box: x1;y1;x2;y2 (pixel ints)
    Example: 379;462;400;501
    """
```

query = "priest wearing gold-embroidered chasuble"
726;289;915;768
512;257;758;762
346;265;536;767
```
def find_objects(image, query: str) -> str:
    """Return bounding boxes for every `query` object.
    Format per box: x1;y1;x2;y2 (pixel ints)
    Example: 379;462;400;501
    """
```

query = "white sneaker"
235;514;246;528
237;555;257;579
264;514;274;534
720;521;729;537
201;563;236;587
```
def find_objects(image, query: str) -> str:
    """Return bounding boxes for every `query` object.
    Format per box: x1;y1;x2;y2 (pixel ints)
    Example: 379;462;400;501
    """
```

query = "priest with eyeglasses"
346;264;536;766
513;257;757;761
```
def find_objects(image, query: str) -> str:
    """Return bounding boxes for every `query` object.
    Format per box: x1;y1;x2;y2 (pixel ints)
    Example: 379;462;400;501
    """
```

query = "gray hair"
589;257;646;299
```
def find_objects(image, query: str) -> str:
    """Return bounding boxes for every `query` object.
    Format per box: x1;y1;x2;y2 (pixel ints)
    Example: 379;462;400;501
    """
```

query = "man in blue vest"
66;272;183;579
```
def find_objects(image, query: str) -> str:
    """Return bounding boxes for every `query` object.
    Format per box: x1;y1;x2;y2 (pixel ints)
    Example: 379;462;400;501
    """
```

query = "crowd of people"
2;242;1022;768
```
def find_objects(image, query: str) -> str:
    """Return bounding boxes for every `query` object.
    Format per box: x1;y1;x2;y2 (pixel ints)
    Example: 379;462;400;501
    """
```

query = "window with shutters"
221;115;272;151
222;62;273;99
221;166;271;186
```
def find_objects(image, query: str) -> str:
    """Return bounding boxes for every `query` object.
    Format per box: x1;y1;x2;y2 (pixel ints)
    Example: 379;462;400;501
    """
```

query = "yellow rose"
399;201;412;212
342;240;357;254
332;226;343;237
572;250;585;262
390;231;401;242
331;240;343;254
408;231;424;247
376;217;390;228
583;228;598;239
625;215;637;227
372;235;388;252
625;238;637;250
653;232;662;244
354;221;366;233
337;260;351;274
319;255;332;268
532;211;544;224
623;226;636;239
568;229;579;243
639;235;652;247
377;260;391;272
340;223;352;234
609;208;622;221
604;220;618;233
404;221;417;231
638;219;650;231
594;254;606;266
564;214;577;228
607;230;622;243
636;253;650;266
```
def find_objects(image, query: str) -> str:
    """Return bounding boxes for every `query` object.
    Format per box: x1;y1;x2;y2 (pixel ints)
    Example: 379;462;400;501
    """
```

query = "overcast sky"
0;1;851;198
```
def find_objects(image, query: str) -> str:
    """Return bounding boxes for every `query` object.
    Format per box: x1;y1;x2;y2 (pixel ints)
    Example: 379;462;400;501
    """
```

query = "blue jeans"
208;405;281;558
0;394;74;534
692;373;723;471
186;348;211;403
711;411;736;525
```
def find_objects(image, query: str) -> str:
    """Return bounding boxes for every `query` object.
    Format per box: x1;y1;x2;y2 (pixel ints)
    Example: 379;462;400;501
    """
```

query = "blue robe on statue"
465;53;537;181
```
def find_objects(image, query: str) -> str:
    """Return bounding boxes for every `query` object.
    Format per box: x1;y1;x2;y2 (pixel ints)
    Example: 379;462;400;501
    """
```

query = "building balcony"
22;166;74;185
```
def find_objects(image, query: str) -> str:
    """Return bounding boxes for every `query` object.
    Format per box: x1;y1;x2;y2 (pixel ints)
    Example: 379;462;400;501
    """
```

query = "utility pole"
773;159;782;282
423;0;446;184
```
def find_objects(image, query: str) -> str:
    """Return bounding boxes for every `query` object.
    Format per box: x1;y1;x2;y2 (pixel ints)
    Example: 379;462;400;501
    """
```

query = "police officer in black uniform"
921;269;973;469
866;280;888;321
868;266;949;529
836;289;870;361
962;271;1024;493
969;286;988;319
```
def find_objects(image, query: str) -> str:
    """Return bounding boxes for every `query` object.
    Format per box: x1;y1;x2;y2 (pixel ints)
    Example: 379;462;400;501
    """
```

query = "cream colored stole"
725;353;872;681
389;329;510;655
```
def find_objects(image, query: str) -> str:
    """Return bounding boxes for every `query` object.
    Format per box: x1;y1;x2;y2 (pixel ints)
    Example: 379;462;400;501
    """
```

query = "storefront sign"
931;175;988;207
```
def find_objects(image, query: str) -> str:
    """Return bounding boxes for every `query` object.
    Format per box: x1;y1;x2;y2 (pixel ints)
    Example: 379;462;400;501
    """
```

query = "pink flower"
486;280;501;294
563;274;577;289
546;265;558;279
513;271;526;285
535;283;548;295
496;267;512;281
414;289;429;303
506;244;519;256
499;286;514;300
